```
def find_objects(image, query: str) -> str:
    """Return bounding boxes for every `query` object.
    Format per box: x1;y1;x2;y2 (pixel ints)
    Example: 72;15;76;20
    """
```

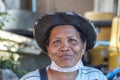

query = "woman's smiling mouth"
59;54;73;60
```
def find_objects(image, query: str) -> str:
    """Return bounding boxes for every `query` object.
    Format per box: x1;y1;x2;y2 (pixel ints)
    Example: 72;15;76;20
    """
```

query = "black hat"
34;12;96;52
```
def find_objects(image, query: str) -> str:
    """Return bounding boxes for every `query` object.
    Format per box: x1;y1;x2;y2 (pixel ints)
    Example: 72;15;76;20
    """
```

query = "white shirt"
20;66;107;80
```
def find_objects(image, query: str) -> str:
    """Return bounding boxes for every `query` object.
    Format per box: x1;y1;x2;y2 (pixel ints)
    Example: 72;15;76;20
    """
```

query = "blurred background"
0;0;120;80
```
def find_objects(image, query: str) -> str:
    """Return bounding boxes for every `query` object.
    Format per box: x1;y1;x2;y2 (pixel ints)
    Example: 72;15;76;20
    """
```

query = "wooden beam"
0;30;42;55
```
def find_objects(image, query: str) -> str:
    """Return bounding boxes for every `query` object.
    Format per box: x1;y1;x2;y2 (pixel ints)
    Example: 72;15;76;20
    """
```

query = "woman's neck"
47;67;78;80
49;59;84;72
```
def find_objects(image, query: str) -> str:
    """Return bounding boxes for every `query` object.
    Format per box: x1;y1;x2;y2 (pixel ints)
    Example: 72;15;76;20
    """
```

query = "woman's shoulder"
80;66;107;80
81;66;103;73
20;69;40;80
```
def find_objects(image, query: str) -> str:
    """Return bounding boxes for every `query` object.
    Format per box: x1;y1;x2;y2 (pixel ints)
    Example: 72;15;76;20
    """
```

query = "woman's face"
46;25;86;68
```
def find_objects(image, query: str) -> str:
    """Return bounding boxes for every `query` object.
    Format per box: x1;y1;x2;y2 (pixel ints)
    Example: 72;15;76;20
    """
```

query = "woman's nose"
59;42;70;51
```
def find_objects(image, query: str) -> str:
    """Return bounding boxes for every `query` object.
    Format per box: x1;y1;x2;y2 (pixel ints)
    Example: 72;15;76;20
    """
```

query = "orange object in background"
84;12;115;21
89;45;109;67
97;27;111;41
84;11;115;41
109;17;120;70
109;51;120;70
109;17;120;51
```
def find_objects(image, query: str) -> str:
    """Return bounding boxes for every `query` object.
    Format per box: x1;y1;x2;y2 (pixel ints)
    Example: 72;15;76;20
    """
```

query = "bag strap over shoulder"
39;67;48;80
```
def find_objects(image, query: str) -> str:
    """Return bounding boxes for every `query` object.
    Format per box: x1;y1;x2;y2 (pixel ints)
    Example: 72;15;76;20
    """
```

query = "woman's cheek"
48;46;59;55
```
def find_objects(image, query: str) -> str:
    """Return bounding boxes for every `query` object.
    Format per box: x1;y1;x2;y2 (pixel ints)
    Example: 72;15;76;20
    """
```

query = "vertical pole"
117;0;120;17
32;0;37;12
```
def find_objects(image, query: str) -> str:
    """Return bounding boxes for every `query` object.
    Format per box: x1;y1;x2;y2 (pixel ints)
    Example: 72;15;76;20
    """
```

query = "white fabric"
20;60;107;80
49;59;83;72
20;66;107;80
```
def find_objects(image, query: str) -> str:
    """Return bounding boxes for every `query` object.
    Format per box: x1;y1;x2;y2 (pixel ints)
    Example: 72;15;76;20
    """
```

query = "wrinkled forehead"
45;24;83;37
51;25;78;32
50;25;80;36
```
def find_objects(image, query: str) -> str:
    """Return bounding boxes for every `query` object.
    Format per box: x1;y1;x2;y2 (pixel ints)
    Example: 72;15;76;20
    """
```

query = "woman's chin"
59;63;74;68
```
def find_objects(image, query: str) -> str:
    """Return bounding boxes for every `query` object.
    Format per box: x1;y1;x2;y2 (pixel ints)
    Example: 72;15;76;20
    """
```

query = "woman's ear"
82;41;87;55
46;45;50;56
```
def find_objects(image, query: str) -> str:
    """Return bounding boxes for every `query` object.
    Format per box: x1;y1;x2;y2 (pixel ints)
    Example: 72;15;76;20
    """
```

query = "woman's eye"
52;40;61;44
69;39;77;43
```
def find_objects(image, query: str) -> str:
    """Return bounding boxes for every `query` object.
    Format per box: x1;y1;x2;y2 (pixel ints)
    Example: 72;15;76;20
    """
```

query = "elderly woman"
20;12;107;80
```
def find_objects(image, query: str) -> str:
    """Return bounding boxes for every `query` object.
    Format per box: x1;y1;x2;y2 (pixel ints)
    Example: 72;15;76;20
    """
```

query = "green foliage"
0;12;8;29
0;51;27;78
0;12;7;29
0;12;27;78
0;12;8;15
0;12;17;30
